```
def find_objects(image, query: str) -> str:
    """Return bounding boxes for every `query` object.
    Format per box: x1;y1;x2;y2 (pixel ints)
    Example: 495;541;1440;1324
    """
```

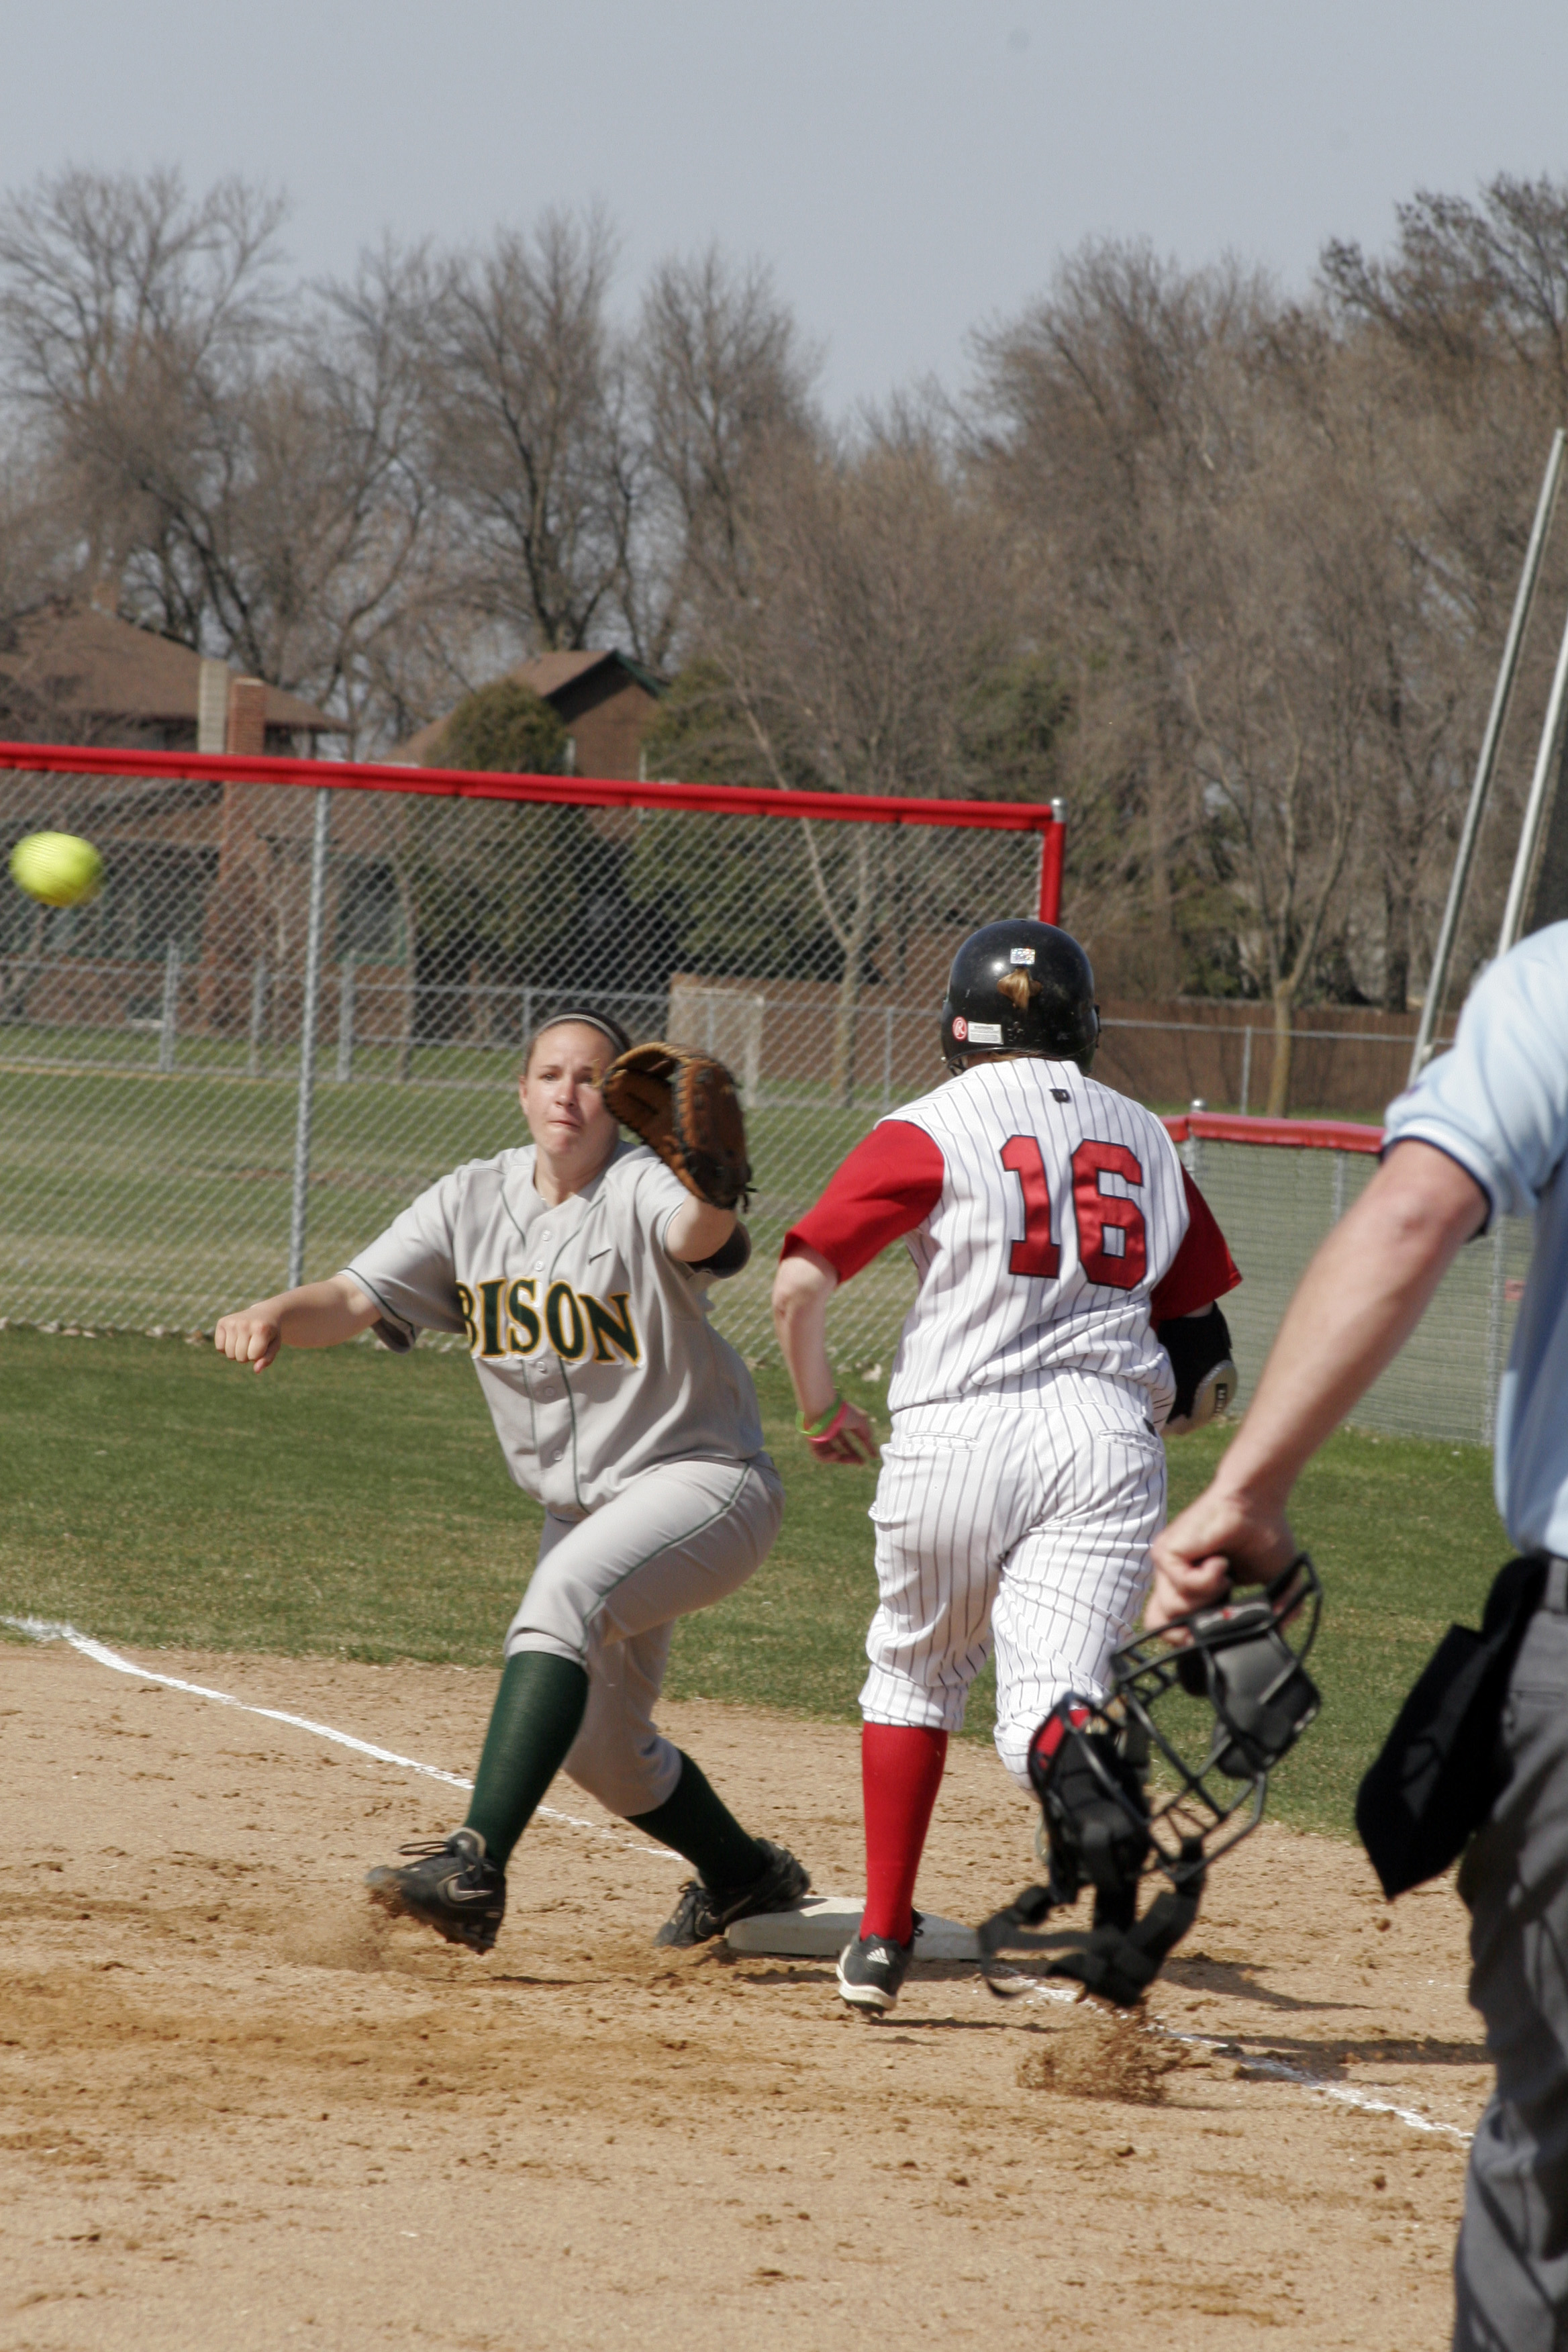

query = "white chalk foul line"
1224;2051;1472;2142
985;1972;1475;2146
4;1616;680;1865
6;1615;1479;2143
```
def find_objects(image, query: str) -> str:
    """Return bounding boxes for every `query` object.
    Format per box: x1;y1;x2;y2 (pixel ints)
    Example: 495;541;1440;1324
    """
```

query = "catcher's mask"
977;1557;1322;2005
940;919;1099;1075
1105;1552;1322;1861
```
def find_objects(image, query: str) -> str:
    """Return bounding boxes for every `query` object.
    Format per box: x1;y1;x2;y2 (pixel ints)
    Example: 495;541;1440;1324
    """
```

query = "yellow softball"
8;831;104;908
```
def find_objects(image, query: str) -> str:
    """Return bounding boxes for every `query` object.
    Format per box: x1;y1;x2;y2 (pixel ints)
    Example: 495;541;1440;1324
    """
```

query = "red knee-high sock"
860;1722;948;1945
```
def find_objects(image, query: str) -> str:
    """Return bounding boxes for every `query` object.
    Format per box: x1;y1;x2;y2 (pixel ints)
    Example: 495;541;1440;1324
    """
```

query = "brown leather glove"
600;1042;752;1210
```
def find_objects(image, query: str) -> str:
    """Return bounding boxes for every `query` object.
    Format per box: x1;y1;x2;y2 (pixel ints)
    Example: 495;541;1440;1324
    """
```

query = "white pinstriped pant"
861;1386;1167;1788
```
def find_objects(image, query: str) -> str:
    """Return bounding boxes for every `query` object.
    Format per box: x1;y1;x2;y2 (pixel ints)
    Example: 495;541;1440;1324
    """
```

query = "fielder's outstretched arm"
1147;1140;1486;1626
213;1274;381;1373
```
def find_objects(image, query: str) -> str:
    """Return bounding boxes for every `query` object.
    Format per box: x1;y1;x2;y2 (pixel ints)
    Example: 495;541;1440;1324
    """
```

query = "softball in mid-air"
8;831;104;908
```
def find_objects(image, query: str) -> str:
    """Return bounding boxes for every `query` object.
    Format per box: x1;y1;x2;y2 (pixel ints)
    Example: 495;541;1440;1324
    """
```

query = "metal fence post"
157;938;181;1073
882;1005;894;1109
1499;598;1568;958
336;953;356;1084
745;993;764;1108
248;956;268;1079
1482;1221;1509;1448
1239;1027;1253;1116
1413;429;1566;1080
1181;1101;1204;1182
287;789;331;1289
1330;1151;1347;1224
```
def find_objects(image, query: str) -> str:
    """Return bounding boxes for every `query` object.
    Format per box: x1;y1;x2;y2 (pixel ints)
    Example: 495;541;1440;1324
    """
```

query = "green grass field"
0;1324;1509;1840
0;1058;915;1369
0;1048;1526;1453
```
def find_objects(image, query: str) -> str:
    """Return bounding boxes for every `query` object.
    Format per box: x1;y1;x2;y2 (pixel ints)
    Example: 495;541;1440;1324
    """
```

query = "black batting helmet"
940;919;1099;1075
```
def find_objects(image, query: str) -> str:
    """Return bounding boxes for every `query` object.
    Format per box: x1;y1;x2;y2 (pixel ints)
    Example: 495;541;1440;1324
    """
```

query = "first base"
726;1894;981;1961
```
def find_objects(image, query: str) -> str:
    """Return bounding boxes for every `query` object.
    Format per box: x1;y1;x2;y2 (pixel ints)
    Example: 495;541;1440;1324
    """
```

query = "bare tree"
1172;391;1365;1110
1275;320;1493;1012
135;241;440;750
1323;176;1568;418
970;246;1272;992
633;247;816;660
677;411;1011;1099
0;169;453;751
0;166;286;612
1318;179;1568;999
422;207;636;656
967;228;1535;1061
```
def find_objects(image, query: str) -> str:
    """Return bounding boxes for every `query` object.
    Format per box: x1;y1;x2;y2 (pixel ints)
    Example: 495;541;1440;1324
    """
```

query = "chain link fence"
1095;1011;1427;1122
0;758;1049;1372
0;754;1525;1443
1177;1122;1528;1447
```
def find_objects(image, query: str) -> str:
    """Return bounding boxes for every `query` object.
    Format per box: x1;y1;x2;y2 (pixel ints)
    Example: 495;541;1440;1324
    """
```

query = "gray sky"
6;0;1567;412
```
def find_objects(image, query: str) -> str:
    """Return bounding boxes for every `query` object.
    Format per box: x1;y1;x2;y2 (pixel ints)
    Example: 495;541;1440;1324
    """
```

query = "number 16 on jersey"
999;1135;1148;1290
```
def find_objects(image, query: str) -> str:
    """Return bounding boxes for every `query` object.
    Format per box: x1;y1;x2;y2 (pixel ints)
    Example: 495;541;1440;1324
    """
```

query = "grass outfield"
0;1060;914;1367
0;1324;1508;1839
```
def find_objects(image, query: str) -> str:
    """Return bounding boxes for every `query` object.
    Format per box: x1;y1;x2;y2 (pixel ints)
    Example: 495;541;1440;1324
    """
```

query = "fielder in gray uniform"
1151;923;1568;2351
213;1010;809;1955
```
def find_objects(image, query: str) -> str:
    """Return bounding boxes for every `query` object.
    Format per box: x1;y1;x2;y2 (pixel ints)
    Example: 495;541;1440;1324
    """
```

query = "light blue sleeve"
1383;924;1568;1223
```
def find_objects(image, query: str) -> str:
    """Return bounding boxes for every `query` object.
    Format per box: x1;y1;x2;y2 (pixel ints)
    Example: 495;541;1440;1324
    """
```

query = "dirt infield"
2;1636;1483;2350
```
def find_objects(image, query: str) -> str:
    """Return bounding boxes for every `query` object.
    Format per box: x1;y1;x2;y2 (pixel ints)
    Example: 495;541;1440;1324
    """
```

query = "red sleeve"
1150;1169;1241;1320
781;1120;945;1283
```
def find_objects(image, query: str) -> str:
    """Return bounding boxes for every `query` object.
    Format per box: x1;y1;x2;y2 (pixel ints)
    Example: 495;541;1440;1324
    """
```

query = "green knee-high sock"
463;1651;589;1868
629;1752;765;1894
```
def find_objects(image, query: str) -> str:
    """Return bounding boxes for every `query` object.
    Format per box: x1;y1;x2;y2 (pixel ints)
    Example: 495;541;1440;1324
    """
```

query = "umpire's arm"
1147;1141;1486;1625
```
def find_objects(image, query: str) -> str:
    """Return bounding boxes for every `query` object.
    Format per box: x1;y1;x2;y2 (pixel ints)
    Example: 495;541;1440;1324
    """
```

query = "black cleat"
654;1839;812;1948
836;1915;921;2013
365;1828;506;1954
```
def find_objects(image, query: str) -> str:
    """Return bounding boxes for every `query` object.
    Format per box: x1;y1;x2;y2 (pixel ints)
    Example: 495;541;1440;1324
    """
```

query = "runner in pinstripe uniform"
772;921;1240;2010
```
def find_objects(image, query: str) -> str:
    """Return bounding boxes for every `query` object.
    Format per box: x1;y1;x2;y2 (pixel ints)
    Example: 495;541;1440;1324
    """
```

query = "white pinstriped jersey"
784;1050;1238;1777
878;1058;1189;1414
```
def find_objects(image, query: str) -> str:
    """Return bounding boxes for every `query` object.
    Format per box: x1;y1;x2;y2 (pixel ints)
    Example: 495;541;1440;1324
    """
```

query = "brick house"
0;606;342;1032
401;648;667;779
0;601;334;754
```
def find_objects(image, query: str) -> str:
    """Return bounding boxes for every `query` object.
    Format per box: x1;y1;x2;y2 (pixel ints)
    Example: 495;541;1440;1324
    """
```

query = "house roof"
516;648;667;701
0;603;337;735
399;646;667;764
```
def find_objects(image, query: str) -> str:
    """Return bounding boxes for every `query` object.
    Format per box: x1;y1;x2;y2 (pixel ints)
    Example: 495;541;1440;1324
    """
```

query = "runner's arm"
772;1122;944;1462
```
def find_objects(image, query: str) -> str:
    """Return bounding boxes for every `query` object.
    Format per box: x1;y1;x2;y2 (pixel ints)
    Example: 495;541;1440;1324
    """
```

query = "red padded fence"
0;740;1065;922
1164;1111;1385;1155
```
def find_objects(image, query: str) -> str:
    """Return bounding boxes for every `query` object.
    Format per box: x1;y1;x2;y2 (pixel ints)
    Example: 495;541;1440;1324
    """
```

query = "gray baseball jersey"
344;1139;763;1519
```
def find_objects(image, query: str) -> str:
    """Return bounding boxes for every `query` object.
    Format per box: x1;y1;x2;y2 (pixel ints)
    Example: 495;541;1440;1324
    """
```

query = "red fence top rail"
0;739;1062;838
1164;1110;1385;1155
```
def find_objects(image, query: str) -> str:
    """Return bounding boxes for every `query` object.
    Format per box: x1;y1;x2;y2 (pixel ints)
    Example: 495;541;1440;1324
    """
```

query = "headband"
528;1009;631;1059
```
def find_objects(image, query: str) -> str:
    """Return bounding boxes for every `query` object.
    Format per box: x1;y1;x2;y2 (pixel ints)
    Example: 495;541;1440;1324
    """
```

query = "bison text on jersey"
346;1139;763;1519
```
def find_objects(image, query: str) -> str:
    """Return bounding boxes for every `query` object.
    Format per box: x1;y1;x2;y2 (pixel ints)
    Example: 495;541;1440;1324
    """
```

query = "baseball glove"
600;1042;752;1210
